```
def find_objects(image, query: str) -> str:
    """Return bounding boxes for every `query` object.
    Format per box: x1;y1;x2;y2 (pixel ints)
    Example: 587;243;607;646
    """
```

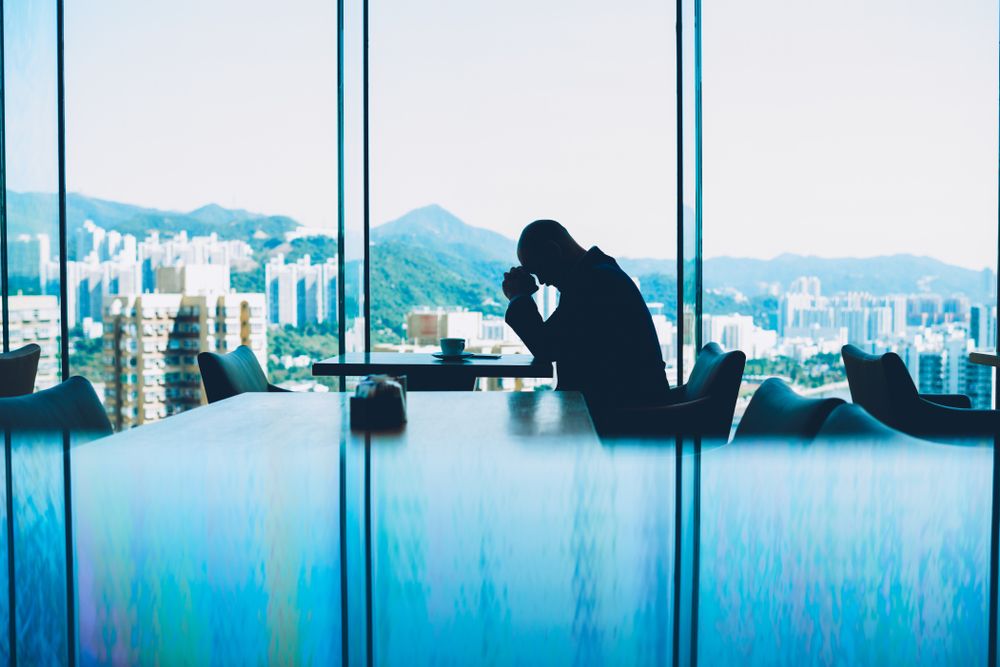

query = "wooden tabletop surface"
91;389;594;449
312;351;553;379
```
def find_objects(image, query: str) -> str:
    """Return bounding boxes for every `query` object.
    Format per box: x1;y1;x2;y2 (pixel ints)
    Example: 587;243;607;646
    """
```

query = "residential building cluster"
5;221;999;420
398;274;997;408
66;222;254;338
8;223;268;427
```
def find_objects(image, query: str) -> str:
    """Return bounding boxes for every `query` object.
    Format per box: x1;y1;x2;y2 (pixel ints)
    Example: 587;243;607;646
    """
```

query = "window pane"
371;0;678;387
66;0;339;429
4;0;62;390
703;0;999;415
680;0;702;382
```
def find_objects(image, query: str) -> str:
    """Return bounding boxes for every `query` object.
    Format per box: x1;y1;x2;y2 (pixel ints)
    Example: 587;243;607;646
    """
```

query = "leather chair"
0;344;41;397
816;403;907;440
198;345;290;404
607;342;746;438
841;344;997;440
734;377;845;442
0;376;112;435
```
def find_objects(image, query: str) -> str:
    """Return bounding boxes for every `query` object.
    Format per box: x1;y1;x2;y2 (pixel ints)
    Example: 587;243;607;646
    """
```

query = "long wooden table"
312;351;553;390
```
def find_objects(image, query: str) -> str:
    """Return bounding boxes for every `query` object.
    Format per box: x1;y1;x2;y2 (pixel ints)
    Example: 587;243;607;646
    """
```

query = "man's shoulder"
579;249;632;287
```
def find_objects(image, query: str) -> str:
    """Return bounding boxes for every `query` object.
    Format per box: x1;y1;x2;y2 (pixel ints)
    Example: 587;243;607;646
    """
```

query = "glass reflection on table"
372;436;676;665
72;434;343;664
699;439;991;666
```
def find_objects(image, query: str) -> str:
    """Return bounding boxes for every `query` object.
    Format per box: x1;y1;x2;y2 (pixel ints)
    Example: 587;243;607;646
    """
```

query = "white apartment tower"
1;295;60;389
264;254;338;327
102;292;267;430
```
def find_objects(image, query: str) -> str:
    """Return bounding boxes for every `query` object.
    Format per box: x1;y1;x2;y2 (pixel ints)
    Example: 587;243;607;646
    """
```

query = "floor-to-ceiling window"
64;0;342;429
369;0;680;387
3;0;62;390
702;0;999;416
0;0;993;426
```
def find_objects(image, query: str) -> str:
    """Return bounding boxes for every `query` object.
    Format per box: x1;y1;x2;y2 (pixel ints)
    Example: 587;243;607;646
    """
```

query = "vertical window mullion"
0;0;8;354
362;0;370;353
337;0;347;385
56;0;68;381
675;0;685;383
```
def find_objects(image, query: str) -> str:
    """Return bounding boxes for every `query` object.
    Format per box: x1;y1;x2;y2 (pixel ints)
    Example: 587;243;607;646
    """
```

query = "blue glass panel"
71;434;343;663
3;0;62;386
699;440;991;665
11;432;69;665
372;436;675;665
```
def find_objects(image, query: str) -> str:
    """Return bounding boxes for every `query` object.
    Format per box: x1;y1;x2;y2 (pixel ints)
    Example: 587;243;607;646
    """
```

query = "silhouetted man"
503;219;671;419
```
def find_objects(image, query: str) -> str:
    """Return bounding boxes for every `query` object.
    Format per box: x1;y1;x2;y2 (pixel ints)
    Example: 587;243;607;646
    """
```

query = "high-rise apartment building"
9;233;54;293
67;257;143;333
536;284;559;320
789;276;822;298
703;313;777;359
102;292;267;430
900;328;992;409
969;304;997;350
264;254;338;328
1;295;61;389
138;230;252;290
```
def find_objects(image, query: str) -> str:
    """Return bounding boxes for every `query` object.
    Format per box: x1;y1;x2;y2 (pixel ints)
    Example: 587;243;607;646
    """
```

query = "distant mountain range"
7;192;299;258
373;206;994;303
7;192;994;330
373;204;515;264
618;254;994;303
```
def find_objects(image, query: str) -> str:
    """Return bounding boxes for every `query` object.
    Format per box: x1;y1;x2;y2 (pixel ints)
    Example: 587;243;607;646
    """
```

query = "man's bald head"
516;219;586;289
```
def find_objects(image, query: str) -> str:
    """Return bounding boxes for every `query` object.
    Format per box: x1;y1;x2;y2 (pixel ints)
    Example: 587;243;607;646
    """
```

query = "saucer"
432;352;474;361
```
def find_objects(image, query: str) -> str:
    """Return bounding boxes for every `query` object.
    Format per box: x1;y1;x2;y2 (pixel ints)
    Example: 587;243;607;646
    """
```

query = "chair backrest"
685;342;746;398
198;345;270;404
841;344;920;428
816;403;910;441
685;342;747;438
735;377;845;441
0;376;112;435
0;344;41;398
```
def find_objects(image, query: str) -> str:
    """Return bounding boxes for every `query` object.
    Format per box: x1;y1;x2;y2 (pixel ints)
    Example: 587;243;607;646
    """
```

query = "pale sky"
7;0;992;270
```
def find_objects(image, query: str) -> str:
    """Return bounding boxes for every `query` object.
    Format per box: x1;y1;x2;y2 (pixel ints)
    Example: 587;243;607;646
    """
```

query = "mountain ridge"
372;204;516;264
6;192;993;303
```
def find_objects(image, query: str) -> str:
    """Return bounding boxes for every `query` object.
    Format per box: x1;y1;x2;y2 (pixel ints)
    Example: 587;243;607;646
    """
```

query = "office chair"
198;345;290;404
607;342;746;439
0;343;41;398
0;375;112;435
841;344;996;441
734;377;845;442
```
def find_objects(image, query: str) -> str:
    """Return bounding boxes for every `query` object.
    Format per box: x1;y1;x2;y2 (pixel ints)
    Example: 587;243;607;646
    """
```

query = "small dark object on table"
350;374;407;430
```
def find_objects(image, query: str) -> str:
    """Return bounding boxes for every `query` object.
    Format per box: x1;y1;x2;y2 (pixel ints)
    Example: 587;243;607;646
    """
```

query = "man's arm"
502;266;564;361
505;296;565;362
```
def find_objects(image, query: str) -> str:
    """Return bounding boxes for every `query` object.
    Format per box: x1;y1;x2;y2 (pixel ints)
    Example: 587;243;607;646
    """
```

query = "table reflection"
68;430;343;665
372;436;676;665
699;439;992;666
0;421;993;666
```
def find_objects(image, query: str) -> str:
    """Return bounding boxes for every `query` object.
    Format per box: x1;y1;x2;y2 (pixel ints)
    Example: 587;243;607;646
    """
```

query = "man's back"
505;247;670;412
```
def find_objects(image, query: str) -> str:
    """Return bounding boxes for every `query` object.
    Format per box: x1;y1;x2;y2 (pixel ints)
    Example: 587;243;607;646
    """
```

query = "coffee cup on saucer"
440;337;466;356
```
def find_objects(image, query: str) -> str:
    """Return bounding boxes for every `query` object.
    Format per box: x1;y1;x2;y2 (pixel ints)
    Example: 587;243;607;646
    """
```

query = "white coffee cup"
440;337;466;356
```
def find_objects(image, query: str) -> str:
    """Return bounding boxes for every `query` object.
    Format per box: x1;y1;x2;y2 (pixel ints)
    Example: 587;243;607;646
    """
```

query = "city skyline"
6;207;994;427
10;189;1000;273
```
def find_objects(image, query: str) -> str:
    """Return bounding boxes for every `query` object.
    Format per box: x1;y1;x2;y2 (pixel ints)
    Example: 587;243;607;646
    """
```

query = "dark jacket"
505;247;671;412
